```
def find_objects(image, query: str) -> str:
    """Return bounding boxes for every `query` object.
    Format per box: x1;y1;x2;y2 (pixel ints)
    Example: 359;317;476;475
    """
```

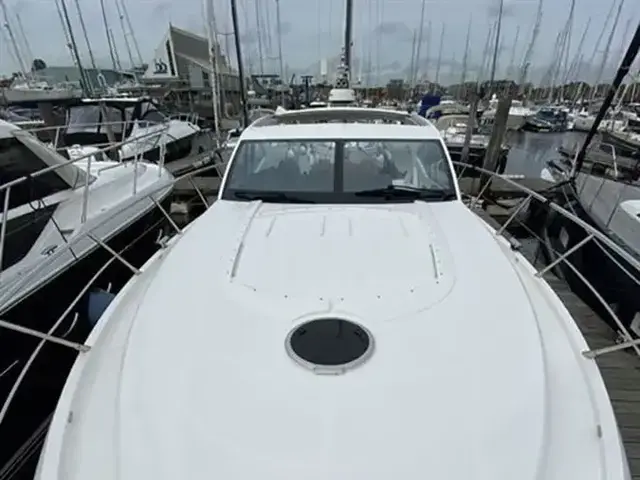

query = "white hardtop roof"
240;122;442;141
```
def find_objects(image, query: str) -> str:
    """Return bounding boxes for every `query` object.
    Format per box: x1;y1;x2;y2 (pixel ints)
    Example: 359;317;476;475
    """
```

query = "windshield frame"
219;137;460;204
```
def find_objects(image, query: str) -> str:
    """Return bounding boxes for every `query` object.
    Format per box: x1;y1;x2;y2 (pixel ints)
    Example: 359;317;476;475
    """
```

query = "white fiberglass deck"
36;199;627;480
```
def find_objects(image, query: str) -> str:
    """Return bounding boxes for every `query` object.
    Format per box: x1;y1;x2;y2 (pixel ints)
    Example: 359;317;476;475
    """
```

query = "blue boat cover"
418;94;441;118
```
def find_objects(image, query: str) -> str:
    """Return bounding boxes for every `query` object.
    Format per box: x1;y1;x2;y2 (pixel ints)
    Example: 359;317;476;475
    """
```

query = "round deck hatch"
286;319;374;372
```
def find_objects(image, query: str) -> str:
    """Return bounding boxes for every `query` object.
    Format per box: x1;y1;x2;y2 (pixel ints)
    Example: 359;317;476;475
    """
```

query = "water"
504;131;588;177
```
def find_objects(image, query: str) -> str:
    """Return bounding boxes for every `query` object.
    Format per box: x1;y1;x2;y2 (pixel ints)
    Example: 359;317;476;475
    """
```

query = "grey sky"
1;0;638;82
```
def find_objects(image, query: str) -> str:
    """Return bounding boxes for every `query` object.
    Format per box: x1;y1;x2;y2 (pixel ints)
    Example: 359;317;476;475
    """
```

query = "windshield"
222;139;456;203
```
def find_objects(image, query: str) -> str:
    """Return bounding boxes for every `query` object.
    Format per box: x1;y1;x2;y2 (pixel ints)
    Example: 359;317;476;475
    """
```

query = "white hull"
1;87;83;103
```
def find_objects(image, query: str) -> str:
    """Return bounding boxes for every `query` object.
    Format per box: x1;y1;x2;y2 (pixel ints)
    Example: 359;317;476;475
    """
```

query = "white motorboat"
55;97;208;166
481;97;535;131
34;101;630;480
0;119;174;472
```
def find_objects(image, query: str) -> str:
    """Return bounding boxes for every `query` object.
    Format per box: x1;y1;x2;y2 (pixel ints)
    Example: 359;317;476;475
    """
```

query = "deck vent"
286;319;374;373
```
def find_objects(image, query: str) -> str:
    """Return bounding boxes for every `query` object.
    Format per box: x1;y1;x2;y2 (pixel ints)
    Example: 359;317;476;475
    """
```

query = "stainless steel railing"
452;160;640;358
0;124;173;280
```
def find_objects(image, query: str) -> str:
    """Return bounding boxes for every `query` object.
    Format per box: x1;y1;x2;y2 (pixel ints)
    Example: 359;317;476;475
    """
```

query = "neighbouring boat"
539;162;640;337
600;129;640;159
480;97;534;131
523;107;569;132
433;112;508;176
33;99;630;480
53;97;212;168
0;119;174;475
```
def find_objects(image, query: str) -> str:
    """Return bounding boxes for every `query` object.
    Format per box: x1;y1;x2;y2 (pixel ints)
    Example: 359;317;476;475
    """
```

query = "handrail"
0;124;169;195
0;124;172;280
451;160;640;357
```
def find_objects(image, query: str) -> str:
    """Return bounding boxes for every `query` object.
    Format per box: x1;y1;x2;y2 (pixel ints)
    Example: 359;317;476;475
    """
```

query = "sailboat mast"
109;28;122;70
74;0;98;73
114;0;135;68
120;0;143;65
460;16;472;88
413;0;427;86
588;0;620;100
59;0;91;95
343;0;353;75
0;0;27;76
254;0;264;74
100;0;117;70
275;0;285;104
203;0;222;144
53;0;78;68
14;12;33;68
488;0;504;87
230;0;249;127
435;23;445;86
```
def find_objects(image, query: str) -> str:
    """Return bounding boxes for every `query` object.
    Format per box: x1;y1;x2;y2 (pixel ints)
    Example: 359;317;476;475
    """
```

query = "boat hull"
601;131;640;159
0;196;172;479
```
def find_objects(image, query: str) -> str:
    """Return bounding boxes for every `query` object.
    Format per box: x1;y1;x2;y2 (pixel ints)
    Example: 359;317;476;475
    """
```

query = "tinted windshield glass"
223;139;455;202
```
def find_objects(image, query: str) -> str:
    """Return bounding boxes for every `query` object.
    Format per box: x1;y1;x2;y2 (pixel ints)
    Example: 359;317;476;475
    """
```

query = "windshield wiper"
233;191;316;204
354;185;457;201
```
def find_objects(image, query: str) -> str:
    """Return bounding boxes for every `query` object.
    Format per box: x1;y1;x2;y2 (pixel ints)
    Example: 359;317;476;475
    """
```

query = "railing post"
0;186;11;279
496;193;532;235
81;152;92;224
535;233;594;277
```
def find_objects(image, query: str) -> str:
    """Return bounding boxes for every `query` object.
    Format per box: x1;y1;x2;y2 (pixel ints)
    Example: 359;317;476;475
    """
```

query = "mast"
53;0;78;68
100;0;118;71
413;0;427;86
120;0;143;65
460;15;472;91
435;23;445;86
275;0;285;105
0;0;27;76
74;0;99;73
590;0;623;101
14;12;33;69
59;0;91;95
114;0;135;68
230;0;249;127
254;0;264;74
488;0;504;88
506;26;520;80
343;0;353;76
204;0;222;144
518;0;543;89
109;28;122;71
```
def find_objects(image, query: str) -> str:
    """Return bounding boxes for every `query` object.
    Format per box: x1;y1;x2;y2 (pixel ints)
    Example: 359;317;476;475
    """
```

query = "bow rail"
452;160;640;359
